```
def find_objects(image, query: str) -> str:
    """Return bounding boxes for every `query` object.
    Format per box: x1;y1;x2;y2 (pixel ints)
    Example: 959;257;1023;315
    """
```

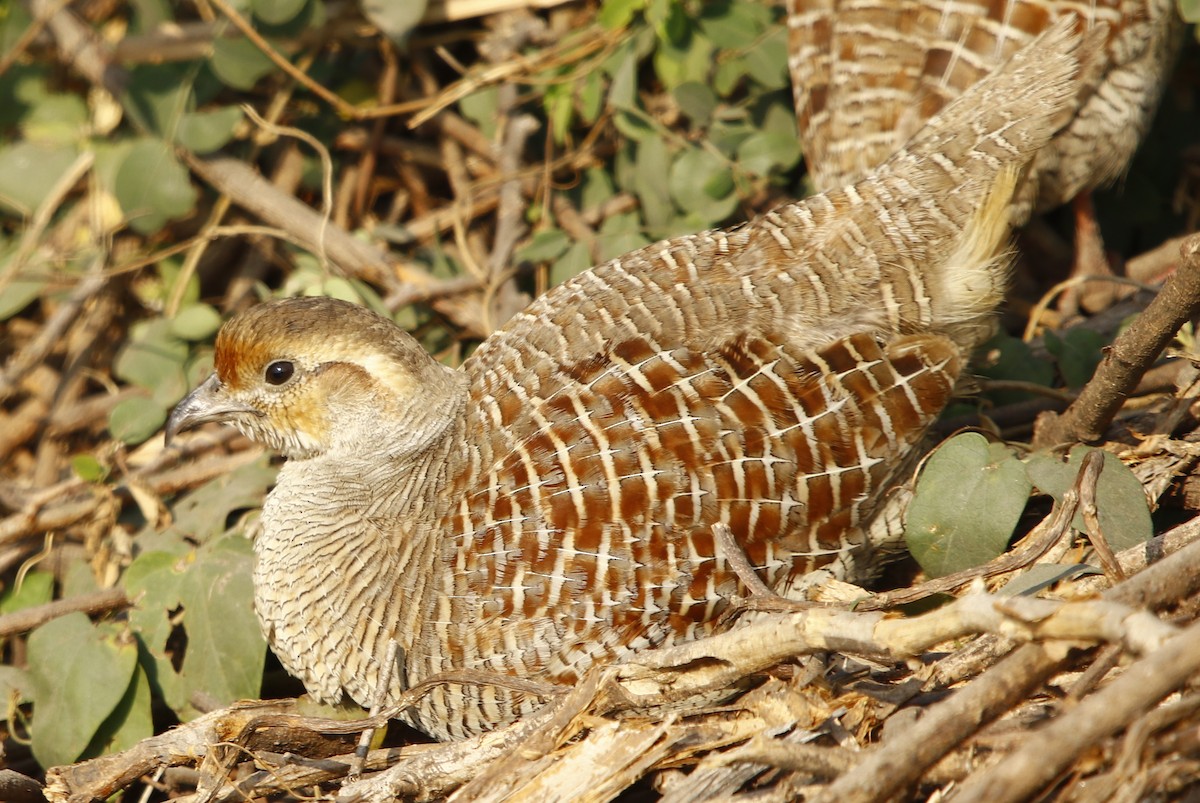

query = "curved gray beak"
165;374;258;447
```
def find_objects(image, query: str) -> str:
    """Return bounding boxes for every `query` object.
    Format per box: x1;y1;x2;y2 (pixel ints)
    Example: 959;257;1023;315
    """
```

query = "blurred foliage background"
0;0;1197;782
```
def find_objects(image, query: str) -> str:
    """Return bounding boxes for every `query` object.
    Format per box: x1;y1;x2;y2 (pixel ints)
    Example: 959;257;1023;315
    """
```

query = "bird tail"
777;17;1098;351
878;17;1100;346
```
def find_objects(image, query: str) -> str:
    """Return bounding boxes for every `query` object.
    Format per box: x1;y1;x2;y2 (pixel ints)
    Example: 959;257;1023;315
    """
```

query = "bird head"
166;297;465;460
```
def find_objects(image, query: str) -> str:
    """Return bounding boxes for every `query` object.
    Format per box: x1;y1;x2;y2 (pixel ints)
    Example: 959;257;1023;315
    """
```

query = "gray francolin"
168;23;1086;741
787;0;1185;307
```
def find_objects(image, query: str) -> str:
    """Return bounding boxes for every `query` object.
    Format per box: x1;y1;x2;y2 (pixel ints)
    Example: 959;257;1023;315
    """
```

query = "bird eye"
265;361;295;386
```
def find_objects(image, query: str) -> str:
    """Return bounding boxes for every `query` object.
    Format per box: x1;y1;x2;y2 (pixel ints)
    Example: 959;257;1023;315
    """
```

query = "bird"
167;22;1086;741
787;0;1185;310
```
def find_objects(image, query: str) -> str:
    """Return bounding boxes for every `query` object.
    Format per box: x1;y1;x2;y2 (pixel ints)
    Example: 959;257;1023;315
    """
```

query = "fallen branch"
43;580;1184;803
0;257;107;403
44;701;309;803
809;513;1200;803
1035;232;1200;446
0;588;129;638
0;770;46;803
611;589;1174;702
926;511;1200;690
951;616;1200;803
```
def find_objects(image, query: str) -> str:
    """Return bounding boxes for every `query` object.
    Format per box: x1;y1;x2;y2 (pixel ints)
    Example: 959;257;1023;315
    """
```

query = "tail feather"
790;18;1093;349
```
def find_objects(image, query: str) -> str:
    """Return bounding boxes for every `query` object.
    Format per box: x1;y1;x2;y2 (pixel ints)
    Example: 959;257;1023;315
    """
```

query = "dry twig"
1036;233;1200;446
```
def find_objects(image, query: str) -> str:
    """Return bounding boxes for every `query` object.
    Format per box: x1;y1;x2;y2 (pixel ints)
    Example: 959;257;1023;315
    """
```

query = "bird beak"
165;373;258;447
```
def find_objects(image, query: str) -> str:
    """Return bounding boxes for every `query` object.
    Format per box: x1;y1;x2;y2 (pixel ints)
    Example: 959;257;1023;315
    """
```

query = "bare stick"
0;770;46;803
1077;450;1125;581
347;639;401;780
0;588;129;638
1126;234;1192;283
206;0;366;120
1035;233;1200;446
182;155;403;292
808;517;1200;803
951;617;1200;803
712;522;776;599
0;256;107;402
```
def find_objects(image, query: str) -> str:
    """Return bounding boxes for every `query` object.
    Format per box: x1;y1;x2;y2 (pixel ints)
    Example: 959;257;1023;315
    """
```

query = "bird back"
787;0;1183;218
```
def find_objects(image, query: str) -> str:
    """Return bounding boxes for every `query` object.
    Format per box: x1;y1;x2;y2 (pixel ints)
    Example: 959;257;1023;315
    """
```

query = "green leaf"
1025;446;1153;551
737;130;801;176
0;667;31;706
743;28;788;89
175;106;243;154
0;141;79;216
647;0;688;45
653;29;713;91
21;93;89;143
669;147;737;226
88;660;154;757
114;318;189;401
973;332;1056;405
306;276;361;303
71;454;110;483
708;117;755;158
124;64;197;140
258;0;323;36
759;98;800;139
544;82;574;144
574;167;616;212
177;534;266;714
28;614;138;768
1044;327;1106;390
635;136;674;229
596;212;651;263
1179;0;1200;22
167;455;277;543
62;559;100;598
124;551;185;650
170;303;223;341
605;41;639;111
360;0;426;42
0;274;45;321
128;0;172;32
613;108;657;141
598;0;646;30
1;66;47;132
905;433;1032;577
209;36;275;90
124;550;187;711
516;229;571;264
697;2;768;49
108;397;168;445
998;563;1099;597
0;4;35;55
150;254;202;308
674;81;718;126
459;86;499;141
713;57;747;97
577;70;604;124
550;241;594;287
125;533;266;721
0;571;54;615
113;139;198;234
253;0;309;25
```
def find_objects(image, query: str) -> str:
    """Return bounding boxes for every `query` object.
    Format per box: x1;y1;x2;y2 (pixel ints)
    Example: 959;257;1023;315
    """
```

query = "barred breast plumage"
788;0;1183;221
167;23;1086;740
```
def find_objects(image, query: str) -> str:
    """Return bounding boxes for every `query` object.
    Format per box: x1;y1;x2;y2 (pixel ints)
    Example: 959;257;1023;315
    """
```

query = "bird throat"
252;414;469;710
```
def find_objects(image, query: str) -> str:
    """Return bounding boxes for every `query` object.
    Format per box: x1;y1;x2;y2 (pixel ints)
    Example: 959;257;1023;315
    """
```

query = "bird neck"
253;377;473;703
